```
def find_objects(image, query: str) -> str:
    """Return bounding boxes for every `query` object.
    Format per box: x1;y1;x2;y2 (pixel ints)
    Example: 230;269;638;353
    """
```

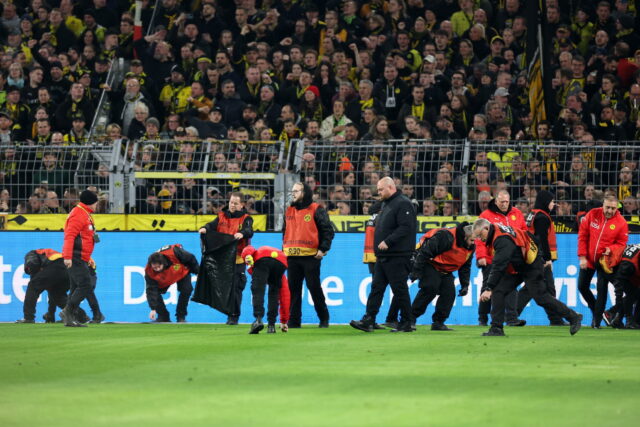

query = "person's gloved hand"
458;286;469;297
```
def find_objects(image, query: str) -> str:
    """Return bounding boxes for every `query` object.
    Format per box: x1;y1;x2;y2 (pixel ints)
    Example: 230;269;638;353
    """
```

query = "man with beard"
106;77;155;136
199;192;254;325
282;182;334;328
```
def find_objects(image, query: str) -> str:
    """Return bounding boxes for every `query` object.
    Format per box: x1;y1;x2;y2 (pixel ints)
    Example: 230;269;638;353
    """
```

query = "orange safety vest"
144;244;191;289
253;246;288;267
489;224;539;274
283;203;320;257
601;244;640;288
363;216;376;263
527;209;558;261
420;228;473;273
216;210;250;264
35;248;63;261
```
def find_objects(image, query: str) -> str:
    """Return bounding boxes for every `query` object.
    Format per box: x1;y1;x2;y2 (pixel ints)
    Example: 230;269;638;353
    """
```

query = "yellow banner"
1;214;267;231
328;216;478;232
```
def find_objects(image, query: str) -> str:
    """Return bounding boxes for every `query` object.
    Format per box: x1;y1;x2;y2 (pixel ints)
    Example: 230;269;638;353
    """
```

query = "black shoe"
611;313;625;329
43;312;56;323
626;321;640;329
75;309;91;324
319;320;329;328
177;317;186;323
382;321;398;329
373;323;385;330
431;322;453;331
569;313;583;335
249;318;264;334
226;316;239;325
350;318;374;332
591;319;601;329
478;315;489;326
603;310;613;326
61;306;81;327
482;326;505;336
506;319;526;327
549;320;569;326
390;322;414;333
267;324;276;333
15;318;35;323
90;313;105;324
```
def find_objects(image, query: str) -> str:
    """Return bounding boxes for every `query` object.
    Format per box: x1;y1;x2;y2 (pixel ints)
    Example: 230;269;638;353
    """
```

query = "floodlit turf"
0;324;637;427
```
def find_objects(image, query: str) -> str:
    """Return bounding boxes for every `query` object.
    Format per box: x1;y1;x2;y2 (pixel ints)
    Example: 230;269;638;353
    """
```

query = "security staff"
476;190;527;326
199;192;254;325
472;219;583;336
518;190;566;325
16;249;69;323
145;244;199;322
241;245;291;334
577;195;628;327
362;201;386;330
60;190;100;327
283;182;334;328
351;177;417;333
600;244;640;329
409;223;475;331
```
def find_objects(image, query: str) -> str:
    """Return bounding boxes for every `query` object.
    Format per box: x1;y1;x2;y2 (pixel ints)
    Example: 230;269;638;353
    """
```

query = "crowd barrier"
1;232;639;325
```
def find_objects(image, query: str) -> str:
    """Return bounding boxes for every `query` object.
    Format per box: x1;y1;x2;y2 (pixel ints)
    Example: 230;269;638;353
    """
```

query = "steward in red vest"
145;244;199;323
241;245;291;334
520;190;566;326
472;219;582;336
199;192;254;325
600;244;640;328
409;223;475;330
282;182;334;328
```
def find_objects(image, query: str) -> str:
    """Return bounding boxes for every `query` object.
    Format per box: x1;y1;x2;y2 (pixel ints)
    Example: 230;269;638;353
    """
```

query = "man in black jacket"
409;223;475;331
351;177;417;332
472;219;583;336
517;190;567;325
282;182;334;327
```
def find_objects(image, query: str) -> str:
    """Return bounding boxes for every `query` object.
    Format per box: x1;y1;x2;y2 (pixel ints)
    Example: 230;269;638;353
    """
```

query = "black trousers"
251;258;286;324
517;264;564;323
479;264;519;322
288;256;328;325
577;267;612;325
412;263;456;323
491;258;575;328
230;263;247;317
609;282;640;321
154;276;193;320
67;259;94;310
366;256;413;324
23;261;69;320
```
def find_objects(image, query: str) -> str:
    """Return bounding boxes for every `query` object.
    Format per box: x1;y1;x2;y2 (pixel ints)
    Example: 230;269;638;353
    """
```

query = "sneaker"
506;319;526;327
318;320;329;328
42;312;56;323
60;306;79;327
569;313;583;336
482;326;505;336
603;310;614;326
267;324;276;333
249;318;264;334
75;309;91;324
431;322;453;331
390;322;414;333
15;318;35;323
350;318;374;332
611;313;624;329
90;313;106;324
226;316;239;325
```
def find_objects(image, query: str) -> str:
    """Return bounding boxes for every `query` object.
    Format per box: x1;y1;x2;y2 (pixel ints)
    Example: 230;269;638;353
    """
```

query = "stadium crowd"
1;0;640;221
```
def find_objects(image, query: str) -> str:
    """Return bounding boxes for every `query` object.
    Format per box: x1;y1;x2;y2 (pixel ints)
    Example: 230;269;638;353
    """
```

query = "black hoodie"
529;190;555;262
282;183;334;253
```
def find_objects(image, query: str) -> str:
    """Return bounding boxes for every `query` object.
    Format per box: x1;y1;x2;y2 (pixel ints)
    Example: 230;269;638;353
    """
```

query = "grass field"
0;324;637;427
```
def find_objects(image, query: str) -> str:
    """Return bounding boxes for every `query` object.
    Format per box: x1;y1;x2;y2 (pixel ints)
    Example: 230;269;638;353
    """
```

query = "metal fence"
2;139;640;230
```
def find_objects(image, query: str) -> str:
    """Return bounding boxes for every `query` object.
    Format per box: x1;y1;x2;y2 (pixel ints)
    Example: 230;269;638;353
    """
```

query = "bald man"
351;177;418;333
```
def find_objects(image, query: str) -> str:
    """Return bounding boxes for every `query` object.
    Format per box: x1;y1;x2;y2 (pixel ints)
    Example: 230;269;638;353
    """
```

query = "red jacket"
62;203;96;262
241;246;290;323
475;201;527;264
578;207;628;269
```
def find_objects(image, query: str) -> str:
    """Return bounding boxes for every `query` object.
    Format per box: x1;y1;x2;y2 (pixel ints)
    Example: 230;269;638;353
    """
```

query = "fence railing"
2;139;640;230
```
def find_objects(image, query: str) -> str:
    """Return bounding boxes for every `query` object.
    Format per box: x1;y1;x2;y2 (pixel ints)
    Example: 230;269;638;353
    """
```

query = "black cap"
50;61;63;69
80;190;98;205
72;112;85;122
170;65;185;76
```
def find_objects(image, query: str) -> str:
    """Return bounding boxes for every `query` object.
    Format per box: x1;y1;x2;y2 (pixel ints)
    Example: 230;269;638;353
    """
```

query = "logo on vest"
591;221;599;229
304;214;311;222
172;264;180;271
511;215;516;220
271;251;278;258
610;224;616;230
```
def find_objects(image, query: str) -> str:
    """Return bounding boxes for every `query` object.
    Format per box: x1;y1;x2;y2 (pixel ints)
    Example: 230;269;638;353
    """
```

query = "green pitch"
0;324;637;427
